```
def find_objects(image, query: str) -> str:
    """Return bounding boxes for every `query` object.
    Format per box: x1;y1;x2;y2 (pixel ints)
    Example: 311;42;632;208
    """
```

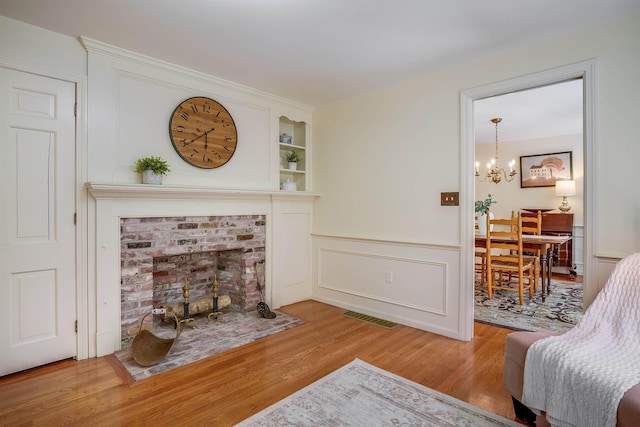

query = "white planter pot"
288;162;297;170
142;170;163;185
281;180;297;191
477;211;494;235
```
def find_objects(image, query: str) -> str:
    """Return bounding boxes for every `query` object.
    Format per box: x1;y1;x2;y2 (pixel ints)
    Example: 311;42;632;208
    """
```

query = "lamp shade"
555;180;576;196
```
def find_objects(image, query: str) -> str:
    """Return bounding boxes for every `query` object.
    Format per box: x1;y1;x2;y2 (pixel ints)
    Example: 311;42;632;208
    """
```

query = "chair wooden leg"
518;271;524;305
475;252;487;285
533;259;540;293
487;270;493;300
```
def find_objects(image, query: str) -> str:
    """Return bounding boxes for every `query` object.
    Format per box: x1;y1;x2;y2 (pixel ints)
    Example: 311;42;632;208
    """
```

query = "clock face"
169;96;237;169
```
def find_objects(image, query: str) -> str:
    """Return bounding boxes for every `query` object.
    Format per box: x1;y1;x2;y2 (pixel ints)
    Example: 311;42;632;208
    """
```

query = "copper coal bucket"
131;308;181;366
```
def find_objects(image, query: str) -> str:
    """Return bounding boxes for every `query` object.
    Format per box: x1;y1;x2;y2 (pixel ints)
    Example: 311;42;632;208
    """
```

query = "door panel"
11;270;57;344
0;68;76;376
16;128;54;239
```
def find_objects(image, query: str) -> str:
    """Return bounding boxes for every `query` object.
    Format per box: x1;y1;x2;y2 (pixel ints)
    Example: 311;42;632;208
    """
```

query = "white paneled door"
0;68;77;376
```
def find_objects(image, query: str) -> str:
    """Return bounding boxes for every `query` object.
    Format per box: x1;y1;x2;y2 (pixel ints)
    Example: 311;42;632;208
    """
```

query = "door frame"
459;60;596;340
0;57;89;359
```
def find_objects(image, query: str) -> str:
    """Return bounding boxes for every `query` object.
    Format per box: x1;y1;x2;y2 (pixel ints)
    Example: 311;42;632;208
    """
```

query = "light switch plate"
441;192;459;206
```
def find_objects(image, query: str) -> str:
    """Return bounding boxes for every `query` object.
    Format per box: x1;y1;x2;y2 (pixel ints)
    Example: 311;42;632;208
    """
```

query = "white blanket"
522;252;640;427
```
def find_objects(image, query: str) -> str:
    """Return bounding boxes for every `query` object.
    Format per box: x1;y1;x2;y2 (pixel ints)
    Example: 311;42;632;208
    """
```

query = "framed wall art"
519;151;573;188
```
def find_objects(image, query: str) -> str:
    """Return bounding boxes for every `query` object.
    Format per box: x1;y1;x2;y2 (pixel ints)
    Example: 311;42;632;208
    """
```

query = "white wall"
311;14;640;338
0;16;86;75
3;12;640;348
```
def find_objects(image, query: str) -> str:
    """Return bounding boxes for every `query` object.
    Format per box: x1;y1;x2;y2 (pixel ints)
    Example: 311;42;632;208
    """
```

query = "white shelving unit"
279;116;308;192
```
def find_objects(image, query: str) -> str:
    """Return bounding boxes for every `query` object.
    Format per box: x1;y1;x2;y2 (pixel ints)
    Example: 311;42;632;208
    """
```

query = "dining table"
475;233;573;300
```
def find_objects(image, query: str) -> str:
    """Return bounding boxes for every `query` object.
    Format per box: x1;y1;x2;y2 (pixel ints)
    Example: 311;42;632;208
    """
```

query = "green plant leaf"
135;156;171;175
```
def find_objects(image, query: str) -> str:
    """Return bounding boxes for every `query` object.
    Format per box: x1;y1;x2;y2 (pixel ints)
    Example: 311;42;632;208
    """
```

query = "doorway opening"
473;79;585;332
460;60;596;340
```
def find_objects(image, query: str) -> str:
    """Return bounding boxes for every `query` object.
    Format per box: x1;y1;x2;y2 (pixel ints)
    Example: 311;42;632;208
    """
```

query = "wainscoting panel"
312;235;463;340
317;248;446;315
589;255;622;305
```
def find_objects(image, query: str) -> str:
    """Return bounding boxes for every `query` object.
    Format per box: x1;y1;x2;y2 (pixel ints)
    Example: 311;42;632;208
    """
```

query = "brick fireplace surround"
86;183;316;357
120;215;266;346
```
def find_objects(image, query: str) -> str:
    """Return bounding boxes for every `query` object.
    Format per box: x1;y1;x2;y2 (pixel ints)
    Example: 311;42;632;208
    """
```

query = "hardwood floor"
0;300;518;426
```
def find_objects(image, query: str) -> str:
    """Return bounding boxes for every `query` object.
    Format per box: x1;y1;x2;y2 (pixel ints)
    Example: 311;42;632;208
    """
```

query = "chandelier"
475;117;517;184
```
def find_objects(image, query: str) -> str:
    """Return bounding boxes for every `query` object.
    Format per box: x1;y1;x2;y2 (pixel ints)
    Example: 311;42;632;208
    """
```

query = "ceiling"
1;0;639;109
474;79;584;144
1;1;637;143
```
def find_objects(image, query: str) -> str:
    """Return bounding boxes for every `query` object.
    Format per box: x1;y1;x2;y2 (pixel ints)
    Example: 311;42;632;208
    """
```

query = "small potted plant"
285;151;302;170
135;156;170;185
475;194;496;234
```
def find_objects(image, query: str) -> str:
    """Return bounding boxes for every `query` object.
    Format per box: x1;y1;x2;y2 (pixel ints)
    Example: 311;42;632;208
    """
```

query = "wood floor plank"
0;300;517;426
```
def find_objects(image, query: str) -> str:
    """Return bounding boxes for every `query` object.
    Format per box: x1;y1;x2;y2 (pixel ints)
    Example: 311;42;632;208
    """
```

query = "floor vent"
342;311;399;329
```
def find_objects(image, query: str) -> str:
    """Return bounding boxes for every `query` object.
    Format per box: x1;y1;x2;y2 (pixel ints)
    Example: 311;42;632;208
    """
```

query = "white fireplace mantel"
86;182;318;357
86;182;321;201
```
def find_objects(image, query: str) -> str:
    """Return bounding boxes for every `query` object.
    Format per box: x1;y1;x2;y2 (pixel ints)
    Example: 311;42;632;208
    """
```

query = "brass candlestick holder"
208;274;224;324
179;282;197;329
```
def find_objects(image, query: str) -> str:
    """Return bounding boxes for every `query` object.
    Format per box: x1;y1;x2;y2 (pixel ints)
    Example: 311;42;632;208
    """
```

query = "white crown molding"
79;36;314;112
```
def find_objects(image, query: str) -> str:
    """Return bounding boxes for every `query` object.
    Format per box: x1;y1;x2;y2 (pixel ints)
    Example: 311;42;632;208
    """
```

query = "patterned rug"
474;279;584;332
114;310;304;381
236;358;518;426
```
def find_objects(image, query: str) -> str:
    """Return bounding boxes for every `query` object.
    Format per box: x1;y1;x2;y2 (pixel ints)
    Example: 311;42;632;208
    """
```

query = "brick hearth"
120;215;266;346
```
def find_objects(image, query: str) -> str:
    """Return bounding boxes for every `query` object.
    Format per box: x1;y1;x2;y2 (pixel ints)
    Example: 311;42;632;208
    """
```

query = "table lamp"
555;180;576;213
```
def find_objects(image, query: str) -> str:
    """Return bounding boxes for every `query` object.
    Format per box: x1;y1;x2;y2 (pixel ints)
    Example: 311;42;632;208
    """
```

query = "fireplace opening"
120;215;266;347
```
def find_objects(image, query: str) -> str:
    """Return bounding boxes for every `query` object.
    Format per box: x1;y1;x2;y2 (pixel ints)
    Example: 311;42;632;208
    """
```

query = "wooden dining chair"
520;210;542;293
485;211;538;305
474;214;487;284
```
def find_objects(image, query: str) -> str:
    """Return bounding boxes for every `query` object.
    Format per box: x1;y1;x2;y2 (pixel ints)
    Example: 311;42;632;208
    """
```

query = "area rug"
474;279;583;332
236;358;518;426
114;311;303;381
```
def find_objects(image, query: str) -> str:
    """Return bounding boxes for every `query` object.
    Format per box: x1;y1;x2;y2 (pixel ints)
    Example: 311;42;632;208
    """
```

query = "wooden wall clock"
169;96;238;169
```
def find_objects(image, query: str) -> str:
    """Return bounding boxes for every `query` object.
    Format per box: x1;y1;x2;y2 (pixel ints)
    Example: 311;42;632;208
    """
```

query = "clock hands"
202;129;222;163
180;127;215;147
179;127;223;164
204;130;209;162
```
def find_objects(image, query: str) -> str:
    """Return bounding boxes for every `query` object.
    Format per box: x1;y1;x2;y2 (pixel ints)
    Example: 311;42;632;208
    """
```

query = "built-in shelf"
279;168;305;174
279;116;308;192
279;142;306;151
